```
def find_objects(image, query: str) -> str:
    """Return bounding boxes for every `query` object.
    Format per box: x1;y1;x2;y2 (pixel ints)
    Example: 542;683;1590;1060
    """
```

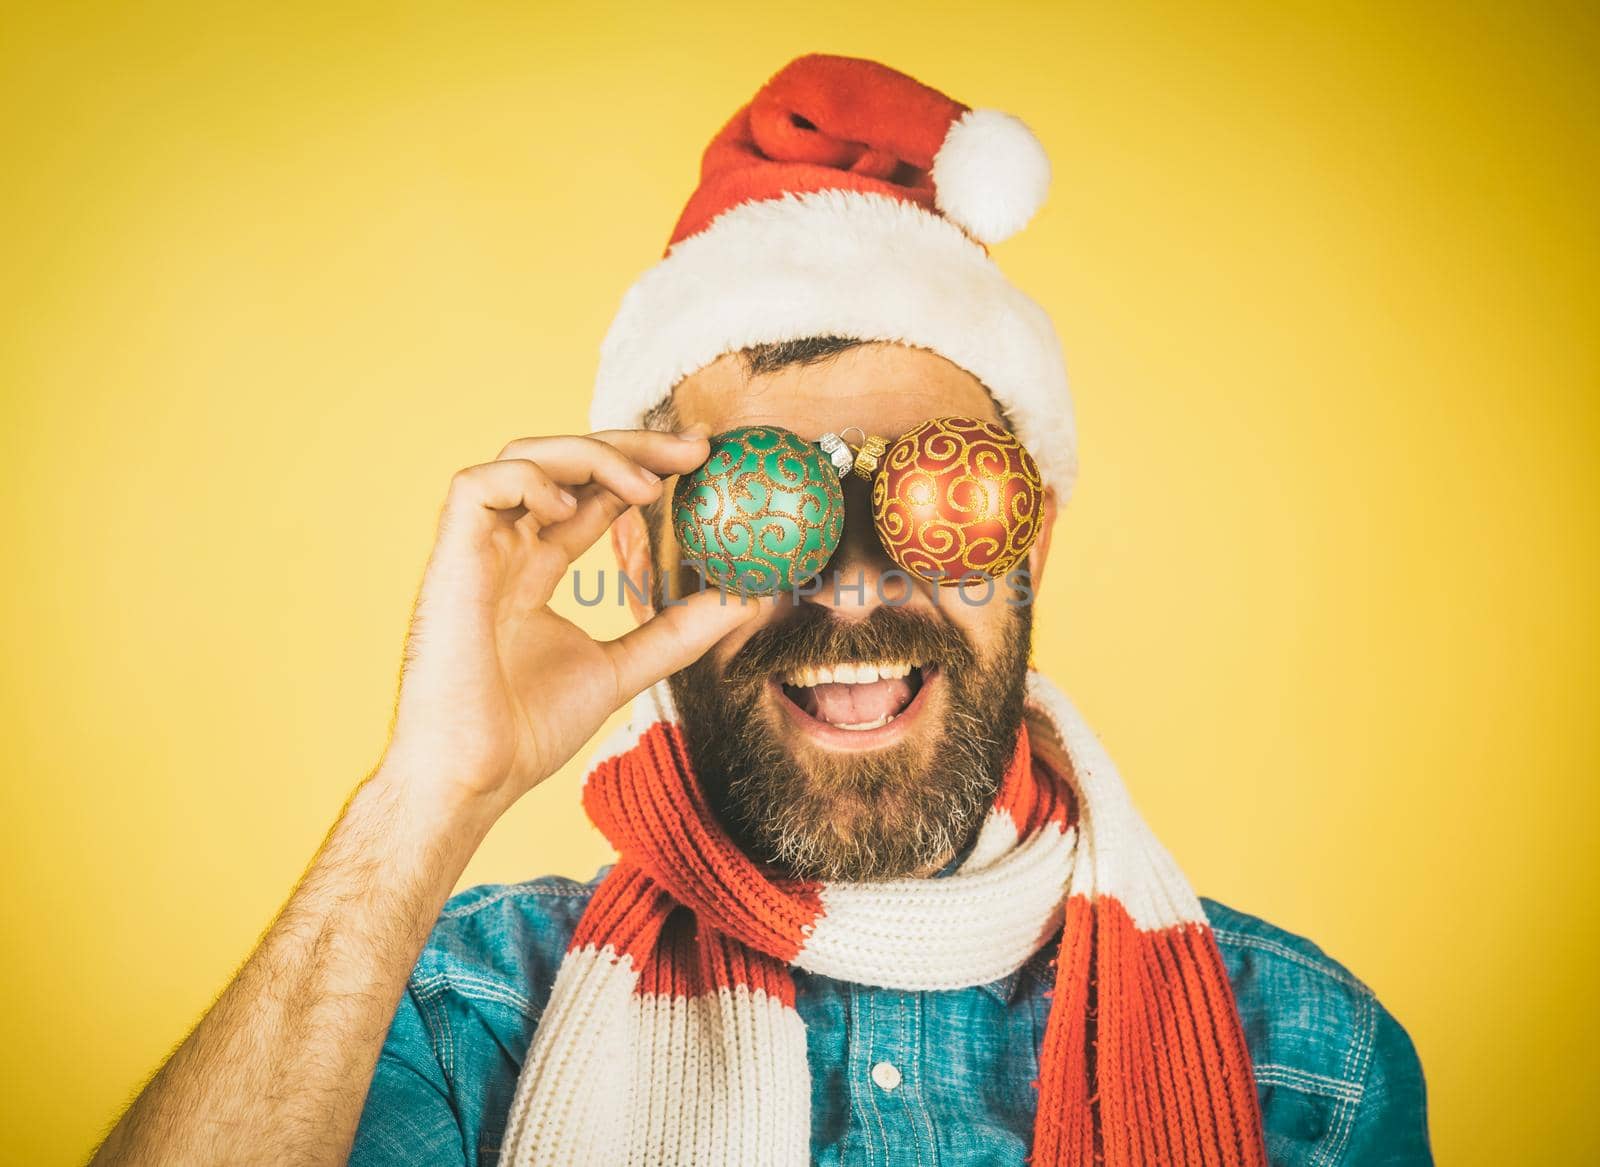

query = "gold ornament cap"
850;434;888;481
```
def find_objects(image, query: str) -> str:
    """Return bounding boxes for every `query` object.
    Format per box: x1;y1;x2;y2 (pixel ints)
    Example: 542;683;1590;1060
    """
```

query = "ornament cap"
851;434;889;481
817;431;855;478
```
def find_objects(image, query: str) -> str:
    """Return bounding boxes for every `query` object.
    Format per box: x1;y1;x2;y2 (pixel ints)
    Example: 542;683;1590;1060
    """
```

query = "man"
93;53;1430;1166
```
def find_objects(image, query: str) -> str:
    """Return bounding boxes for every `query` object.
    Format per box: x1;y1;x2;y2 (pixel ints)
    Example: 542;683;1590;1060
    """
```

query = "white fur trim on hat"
588;189;1077;495
933;108;1052;245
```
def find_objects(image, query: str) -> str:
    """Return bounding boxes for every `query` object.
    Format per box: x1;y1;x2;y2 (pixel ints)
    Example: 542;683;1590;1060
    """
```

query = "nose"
803;472;923;615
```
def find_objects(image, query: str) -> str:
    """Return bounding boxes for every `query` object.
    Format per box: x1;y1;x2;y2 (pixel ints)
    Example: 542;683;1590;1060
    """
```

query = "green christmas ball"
672;425;845;596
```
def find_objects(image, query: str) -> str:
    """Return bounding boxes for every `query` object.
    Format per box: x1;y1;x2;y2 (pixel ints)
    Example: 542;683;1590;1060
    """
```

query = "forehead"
669;342;1000;442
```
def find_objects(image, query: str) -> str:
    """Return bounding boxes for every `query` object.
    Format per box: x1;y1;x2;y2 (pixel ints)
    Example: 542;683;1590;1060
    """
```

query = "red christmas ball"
871;416;1044;585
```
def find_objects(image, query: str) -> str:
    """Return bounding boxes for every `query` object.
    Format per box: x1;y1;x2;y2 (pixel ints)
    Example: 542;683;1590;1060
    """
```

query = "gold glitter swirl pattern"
871;415;1044;584
672;425;845;596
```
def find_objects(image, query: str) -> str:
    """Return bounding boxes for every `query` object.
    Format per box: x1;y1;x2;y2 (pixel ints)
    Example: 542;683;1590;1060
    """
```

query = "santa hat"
588;52;1077;495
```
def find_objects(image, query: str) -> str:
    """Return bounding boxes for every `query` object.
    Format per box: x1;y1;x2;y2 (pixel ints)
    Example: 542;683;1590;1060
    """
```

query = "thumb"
602;586;773;702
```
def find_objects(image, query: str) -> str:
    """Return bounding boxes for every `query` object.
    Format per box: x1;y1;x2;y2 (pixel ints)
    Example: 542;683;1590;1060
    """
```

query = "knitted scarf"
500;670;1267;1165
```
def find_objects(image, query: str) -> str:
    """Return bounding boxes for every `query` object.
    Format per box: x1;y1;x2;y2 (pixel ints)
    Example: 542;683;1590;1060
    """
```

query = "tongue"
805;677;914;726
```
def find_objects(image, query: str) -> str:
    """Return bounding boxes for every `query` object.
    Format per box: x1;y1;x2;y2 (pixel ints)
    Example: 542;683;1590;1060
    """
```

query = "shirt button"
871;1060;902;1091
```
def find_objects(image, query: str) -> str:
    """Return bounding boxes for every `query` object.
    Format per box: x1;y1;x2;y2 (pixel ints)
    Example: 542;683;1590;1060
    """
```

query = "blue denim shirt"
351;863;1431;1166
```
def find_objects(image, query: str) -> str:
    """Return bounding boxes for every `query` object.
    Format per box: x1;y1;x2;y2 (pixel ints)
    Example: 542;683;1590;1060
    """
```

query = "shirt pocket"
1254;1066;1363;1166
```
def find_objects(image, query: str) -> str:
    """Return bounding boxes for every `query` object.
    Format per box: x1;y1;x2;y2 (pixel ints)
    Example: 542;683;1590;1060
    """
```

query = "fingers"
602;587;773;703
539;485;637;562
441;429;710;551
506;429;711;560
440;459;579;545
495;429;710;502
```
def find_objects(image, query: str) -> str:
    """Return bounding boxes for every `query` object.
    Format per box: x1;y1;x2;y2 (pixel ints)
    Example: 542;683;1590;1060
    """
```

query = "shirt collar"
975;942;1055;1006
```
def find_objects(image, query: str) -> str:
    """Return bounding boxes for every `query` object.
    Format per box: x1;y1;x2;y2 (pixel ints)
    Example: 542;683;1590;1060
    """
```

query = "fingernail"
558;489;578;509
676;423;711;439
674;430;707;441
638;467;660;484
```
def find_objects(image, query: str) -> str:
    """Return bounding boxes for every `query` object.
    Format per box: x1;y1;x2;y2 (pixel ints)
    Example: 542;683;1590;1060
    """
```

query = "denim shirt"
351;862;1431;1166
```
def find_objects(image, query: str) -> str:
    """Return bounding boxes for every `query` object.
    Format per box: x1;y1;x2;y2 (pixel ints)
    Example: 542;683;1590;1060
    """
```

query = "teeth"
781;660;919;687
832;713;893;731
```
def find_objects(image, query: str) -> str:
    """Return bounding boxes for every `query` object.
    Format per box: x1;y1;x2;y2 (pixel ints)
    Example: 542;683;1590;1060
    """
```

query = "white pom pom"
932;108;1051;244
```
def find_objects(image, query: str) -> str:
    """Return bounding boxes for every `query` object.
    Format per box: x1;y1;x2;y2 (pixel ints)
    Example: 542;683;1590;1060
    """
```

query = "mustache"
721;603;979;689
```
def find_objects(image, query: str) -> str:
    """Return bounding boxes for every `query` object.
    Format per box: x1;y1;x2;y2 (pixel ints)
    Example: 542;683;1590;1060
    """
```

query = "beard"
666;596;1033;883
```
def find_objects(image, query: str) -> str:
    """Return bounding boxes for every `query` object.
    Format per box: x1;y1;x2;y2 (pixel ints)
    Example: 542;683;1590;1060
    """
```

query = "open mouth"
773;659;938;746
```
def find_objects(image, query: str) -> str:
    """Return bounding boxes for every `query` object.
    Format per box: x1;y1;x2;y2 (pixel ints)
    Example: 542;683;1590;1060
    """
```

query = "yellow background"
2;2;1594;1162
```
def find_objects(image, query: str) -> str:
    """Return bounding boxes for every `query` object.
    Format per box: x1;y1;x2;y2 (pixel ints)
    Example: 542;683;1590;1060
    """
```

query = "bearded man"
92;53;1430;1167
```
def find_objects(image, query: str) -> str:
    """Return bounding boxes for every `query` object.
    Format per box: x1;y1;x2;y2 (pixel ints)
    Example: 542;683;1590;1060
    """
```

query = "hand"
380;429;761;813
89;432;761;1165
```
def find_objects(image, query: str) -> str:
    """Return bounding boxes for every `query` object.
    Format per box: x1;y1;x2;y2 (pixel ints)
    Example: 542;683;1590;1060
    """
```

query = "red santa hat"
588;52;1077;495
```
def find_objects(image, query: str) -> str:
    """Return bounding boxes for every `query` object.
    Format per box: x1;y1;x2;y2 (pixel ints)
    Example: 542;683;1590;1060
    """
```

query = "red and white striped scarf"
501;671;1267;1165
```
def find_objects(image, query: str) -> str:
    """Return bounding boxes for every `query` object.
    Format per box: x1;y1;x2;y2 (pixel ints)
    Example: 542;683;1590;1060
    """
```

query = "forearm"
92;762;501;1166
